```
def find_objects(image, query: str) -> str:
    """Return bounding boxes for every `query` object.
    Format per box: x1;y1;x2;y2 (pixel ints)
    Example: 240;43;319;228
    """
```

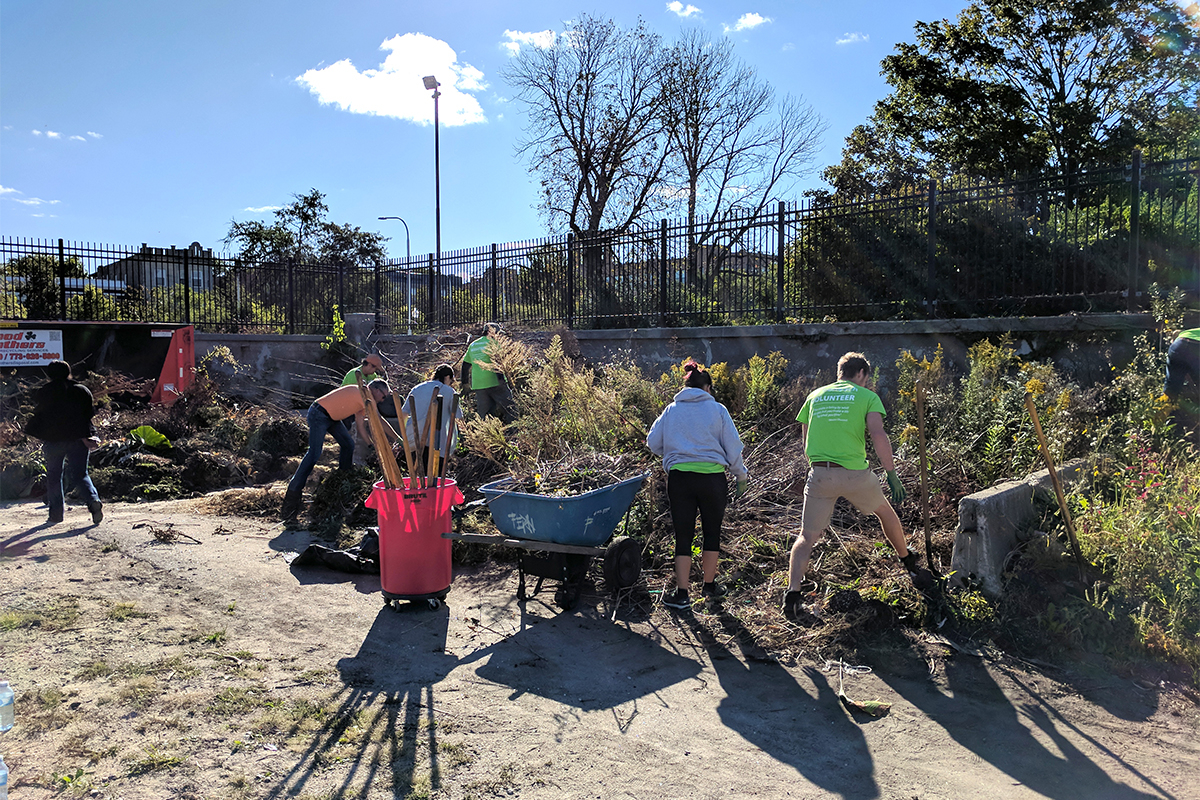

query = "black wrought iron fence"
3;152;1196;333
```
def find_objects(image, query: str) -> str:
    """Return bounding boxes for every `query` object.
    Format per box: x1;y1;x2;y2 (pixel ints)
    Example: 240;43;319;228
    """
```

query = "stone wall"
195;313;1156;406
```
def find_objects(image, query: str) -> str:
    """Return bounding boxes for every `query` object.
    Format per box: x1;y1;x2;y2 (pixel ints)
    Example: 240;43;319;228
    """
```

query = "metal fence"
3;152;1197;334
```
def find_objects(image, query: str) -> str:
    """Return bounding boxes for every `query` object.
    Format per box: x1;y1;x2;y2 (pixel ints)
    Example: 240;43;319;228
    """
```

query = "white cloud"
32;130;43;136
296;33;487;127
13;197;60;206
501;29;556;56
70;135;87;142
244;205;281;213
782;42;795;51
836;32;869;45
46;131;62;139
667;2;702;18
87;131;103;138
0;186;19;195
724;12;771;33
31;213;57;218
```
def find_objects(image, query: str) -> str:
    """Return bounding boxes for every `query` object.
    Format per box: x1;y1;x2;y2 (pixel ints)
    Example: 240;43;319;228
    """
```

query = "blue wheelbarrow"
444;473;648;610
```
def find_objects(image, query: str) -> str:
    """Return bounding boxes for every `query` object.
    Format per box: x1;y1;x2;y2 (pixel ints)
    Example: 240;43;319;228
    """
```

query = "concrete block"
949;458;1090;597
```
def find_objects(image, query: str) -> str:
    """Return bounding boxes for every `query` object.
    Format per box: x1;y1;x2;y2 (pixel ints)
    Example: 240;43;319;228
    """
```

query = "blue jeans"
1164;336;1199;399
287;403;355;495
44;439;101;517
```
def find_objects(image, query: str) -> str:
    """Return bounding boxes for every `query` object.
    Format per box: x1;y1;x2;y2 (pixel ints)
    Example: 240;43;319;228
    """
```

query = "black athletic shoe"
702;581;727;601
782;590;821;626
663;588;691;610
88;502;104;525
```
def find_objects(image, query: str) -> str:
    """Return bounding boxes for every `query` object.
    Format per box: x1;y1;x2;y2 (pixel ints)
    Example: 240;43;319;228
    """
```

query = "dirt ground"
2;495;1198;800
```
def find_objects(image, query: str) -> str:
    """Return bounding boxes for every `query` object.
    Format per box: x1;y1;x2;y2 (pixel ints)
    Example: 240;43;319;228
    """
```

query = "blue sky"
1;0;976;260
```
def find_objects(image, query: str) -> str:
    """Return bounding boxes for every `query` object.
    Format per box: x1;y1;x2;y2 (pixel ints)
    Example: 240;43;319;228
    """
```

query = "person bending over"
281;379;397;521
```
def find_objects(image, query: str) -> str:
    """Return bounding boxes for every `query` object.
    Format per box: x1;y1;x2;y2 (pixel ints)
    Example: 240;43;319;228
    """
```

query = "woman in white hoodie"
647;361;749;610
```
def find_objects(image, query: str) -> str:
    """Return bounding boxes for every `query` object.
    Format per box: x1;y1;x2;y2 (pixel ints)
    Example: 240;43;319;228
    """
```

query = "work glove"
885;470;906;505
735;478;749;498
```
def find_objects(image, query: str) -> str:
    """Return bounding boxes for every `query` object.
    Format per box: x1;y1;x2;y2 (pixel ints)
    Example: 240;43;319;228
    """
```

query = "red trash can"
365;478;463;604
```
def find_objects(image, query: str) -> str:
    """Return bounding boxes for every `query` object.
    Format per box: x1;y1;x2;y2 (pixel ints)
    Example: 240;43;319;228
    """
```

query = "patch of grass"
107;601;152;621
75;660;113;681
0;599;80;631
437;741;473;768
100;540;121;553
185;627;227;646
226;601;237;614
126;743;184;776
207;686;273;716
117;676;160;708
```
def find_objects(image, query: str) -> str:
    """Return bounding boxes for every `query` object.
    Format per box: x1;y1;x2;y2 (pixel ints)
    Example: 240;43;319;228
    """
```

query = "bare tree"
661;29;826;290
503;14;670;237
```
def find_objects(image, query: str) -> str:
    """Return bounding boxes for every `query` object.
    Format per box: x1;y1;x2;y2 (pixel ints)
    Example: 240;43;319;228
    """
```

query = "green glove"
736;478;749;497
885;470;906;504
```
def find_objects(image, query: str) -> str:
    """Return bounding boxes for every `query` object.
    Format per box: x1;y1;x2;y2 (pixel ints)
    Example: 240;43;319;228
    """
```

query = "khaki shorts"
800;466;887;533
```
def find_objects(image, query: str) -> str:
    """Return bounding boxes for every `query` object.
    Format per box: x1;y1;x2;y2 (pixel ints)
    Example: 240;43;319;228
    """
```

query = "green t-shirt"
464;336;501;390
1178;328;1200;342
341;367;366;387
796;380;885;470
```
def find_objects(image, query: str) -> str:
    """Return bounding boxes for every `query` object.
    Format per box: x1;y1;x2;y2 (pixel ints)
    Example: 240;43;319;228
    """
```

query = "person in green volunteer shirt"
782;351;933;624
1164;326;1199;408
342;353;384;387
461;323;513;420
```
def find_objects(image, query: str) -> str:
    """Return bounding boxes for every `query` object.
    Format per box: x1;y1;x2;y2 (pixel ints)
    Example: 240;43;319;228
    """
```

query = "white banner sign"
0;329;63;367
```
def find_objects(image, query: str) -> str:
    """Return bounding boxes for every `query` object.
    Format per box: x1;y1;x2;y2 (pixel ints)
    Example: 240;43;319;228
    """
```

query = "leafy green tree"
224;189;386;268
67;286;118;321
224;189;387;327
824;0;1200;195
2;254;84;320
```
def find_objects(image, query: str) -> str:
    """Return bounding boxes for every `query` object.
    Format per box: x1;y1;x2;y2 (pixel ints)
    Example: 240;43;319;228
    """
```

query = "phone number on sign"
2;352;61;361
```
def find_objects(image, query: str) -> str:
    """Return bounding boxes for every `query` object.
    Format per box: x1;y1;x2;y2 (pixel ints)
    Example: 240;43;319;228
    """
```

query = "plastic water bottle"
0;682;12;732
0;753;8;800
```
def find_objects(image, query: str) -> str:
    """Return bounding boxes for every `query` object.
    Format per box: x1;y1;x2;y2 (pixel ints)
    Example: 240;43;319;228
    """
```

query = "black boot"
901;552;936;592
280;489;303;521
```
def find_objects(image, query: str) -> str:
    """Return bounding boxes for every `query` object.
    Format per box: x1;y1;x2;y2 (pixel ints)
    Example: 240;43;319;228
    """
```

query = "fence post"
182;248;191;325
337;263;345;319
427;254;436;330
776;202;786;322
1128;149;1141;313
566;233;575;329
659;220;669;327
374;261;381;335
286;259;295;335
57;239;67;320
491;243;499;323
926;178;938;317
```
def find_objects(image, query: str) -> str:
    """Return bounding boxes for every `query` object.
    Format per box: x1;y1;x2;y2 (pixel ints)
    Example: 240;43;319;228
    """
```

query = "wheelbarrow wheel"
604;536;642;592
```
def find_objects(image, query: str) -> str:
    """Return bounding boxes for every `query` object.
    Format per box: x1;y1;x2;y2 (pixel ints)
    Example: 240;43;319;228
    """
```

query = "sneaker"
782;590;821;626
662;588;691;610
701;581;727;601
88;502;104;525
48;511;64;525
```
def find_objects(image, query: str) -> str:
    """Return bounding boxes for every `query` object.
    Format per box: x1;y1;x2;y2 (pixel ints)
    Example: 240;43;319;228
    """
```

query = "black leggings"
667;470;727;557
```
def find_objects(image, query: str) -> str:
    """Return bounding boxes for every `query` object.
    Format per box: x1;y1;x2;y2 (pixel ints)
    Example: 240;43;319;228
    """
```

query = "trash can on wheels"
365;478;463;610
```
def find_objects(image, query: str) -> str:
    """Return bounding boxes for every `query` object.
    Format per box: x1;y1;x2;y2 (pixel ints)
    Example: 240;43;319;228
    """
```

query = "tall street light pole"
378;216;413;335
422;75;441;326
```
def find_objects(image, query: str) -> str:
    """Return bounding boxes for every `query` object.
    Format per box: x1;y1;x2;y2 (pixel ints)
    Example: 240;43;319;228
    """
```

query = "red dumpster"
365;478;463;606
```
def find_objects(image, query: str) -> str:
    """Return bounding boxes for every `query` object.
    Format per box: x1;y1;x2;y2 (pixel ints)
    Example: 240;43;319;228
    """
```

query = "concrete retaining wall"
950;458;1091;597
195;313;1155;405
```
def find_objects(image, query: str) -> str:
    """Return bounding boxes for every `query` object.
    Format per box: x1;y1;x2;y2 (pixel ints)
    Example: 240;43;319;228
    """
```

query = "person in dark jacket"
30;360;103;525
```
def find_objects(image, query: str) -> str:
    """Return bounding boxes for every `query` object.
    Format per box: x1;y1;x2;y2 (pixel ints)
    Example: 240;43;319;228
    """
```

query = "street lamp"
422;75;442;325
378;216;414;335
